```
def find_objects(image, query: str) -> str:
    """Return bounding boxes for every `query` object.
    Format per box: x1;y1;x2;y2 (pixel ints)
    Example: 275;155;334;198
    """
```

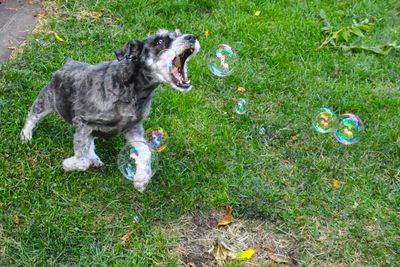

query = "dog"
20;29;200;192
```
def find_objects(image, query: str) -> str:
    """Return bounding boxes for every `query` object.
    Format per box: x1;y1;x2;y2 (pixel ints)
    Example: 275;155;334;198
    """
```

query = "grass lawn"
1;0;399;265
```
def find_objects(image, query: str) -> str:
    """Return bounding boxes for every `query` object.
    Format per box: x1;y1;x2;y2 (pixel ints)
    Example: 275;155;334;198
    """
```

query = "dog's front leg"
63;119;92;171
125;125;152;192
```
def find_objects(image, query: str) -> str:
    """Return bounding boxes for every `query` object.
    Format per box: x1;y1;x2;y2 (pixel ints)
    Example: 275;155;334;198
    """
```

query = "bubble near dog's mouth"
169;48;195;89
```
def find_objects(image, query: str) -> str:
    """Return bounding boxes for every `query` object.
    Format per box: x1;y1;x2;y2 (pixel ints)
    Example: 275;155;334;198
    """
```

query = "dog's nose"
184;34;196;44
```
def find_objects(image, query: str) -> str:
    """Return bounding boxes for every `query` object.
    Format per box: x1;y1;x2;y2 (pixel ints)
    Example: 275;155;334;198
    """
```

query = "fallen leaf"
269;254;290;264
186;263;197;267
254;11;261;16
13;214;20;226
237;86;246;93
208;240;237;265
282;160;290;165
352;201;359;208
217;206;234;228
332;180;340;188
120;230;133;242
205;30;209;39
53;32;65;43
238;248;256;260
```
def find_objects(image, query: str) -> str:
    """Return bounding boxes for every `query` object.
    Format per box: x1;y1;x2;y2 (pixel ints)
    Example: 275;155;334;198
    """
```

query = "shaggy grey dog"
20;29;200;191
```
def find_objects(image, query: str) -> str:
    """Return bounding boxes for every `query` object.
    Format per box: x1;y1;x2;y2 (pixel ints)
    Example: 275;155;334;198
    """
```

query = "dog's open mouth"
169;48;195;89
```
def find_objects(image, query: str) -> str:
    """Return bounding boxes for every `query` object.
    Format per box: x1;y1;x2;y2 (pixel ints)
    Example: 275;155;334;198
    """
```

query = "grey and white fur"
20;29;200;192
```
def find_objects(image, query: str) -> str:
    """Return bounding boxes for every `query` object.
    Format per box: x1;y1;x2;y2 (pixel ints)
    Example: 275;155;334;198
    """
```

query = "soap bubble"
312;107;337;133
206;44;238;77
235;98;247;114
117;142;159;181
146;127;168;152
333;113;364;145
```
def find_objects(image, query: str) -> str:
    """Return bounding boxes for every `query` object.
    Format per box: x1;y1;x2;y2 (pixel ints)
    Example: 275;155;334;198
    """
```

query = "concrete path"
0;0;41;63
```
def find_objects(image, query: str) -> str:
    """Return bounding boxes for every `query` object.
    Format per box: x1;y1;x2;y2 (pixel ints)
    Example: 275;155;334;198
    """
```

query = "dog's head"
115;29;200;92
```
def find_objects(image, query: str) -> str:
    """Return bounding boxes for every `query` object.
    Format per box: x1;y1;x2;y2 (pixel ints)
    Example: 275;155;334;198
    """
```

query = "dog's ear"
115;40;143;61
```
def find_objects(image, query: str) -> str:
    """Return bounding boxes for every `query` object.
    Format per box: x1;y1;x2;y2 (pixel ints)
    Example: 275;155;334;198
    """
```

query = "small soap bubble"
259;127;266;135
132;215;139;223
206;44;238;77
117;142;159;181
235;98;247;114
333;113;364;145
312;107;337;133
146;127;168;152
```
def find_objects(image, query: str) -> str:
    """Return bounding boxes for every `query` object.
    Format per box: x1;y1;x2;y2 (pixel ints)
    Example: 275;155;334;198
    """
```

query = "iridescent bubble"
117;142;159;181
206;44;238;77
333;113;364;145
235;98;247;114
312;107;337;133
146;127;168;152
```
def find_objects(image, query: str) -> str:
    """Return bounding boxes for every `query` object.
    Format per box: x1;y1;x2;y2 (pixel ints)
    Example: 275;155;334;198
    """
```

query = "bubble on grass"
132;215;139;223
117;142;159;181
206;44;238;77
312;107;337;133
146;127;168;152
333;113;364;145
259;127;266;135
235;98;247;114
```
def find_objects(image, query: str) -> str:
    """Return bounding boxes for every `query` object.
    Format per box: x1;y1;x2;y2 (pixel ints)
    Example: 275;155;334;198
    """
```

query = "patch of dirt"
166;209;299;267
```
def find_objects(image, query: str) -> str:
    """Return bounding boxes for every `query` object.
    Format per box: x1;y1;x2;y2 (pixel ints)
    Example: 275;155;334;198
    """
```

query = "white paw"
63;156;90;171
20;129;32;144
89;155;103;168
133;171;151;192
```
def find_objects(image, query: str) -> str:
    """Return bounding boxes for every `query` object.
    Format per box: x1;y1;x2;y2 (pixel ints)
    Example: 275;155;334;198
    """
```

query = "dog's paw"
133;172;151;192
63;156;90;171
89;155;103;168
20;130;32;144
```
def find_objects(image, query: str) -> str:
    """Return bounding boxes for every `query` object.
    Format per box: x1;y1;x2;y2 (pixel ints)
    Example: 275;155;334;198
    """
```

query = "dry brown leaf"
209;240;237;266
120;230;133;242
13;214;20;226
217;206;234;228
269;254;290;264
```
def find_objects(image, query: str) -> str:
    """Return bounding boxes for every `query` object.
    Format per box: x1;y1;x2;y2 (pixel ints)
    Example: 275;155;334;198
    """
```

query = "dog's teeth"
186;79;191;84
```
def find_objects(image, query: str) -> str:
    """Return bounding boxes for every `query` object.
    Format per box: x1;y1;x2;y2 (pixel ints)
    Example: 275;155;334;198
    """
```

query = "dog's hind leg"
62;119;92;171
20;85;55;143
124;124;152;192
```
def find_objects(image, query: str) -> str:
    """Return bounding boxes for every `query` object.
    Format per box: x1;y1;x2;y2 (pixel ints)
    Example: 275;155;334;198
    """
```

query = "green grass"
1;0;399;265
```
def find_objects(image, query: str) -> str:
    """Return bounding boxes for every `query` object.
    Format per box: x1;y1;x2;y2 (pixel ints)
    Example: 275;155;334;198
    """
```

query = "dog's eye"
157;39;164;47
